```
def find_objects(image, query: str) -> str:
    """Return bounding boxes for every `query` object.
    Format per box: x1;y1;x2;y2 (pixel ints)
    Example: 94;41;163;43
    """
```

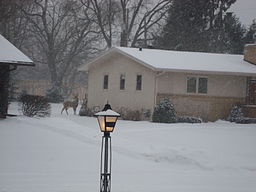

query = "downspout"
153;71;166;109
246;77;251;105
153;72;157;110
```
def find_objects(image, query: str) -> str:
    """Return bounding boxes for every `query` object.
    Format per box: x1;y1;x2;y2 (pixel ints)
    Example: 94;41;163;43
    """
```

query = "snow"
95;109;121;116
115;47;256;76
0;34;33;65
0;103;256;192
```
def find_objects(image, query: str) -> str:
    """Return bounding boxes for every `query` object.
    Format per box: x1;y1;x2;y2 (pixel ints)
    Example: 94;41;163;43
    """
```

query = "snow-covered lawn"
0;103;256;192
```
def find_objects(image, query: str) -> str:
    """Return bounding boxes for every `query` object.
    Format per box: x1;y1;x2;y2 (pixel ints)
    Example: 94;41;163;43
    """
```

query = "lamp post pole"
95;104;120;192
100;131;111;192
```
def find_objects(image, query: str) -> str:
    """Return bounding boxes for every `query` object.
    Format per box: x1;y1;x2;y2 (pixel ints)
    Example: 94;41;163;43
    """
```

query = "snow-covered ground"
0;103;256;192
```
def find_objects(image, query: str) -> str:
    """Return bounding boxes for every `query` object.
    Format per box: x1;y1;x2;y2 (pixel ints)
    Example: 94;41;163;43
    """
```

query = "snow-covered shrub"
79;107;94;116
235;117;256;124
79;99;94;116
19;94;51;117
45;87;64;103
143;109;151;119
227;105;256;124
227;105;244;122
124;110;141;121
117;108;141;121
117;108;150;121
152;98;177;123
177;116;202;123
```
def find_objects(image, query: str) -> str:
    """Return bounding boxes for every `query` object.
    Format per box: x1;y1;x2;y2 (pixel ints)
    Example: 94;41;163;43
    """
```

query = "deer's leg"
73;107;76;115
65;108;68;115
61;107;65;114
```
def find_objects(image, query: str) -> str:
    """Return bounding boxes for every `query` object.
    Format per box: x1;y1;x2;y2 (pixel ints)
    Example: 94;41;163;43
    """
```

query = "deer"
61;95;79;115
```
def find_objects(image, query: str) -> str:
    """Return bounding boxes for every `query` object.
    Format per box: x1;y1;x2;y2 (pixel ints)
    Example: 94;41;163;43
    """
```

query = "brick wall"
244;44;256;64
157;93;245;122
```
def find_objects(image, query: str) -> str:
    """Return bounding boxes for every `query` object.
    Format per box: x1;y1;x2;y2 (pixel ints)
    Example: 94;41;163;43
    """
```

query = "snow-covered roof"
80;47;256;76
0;34;33;66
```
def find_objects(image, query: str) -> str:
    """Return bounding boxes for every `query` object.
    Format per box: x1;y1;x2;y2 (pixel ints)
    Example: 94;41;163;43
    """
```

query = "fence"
15;80;87;100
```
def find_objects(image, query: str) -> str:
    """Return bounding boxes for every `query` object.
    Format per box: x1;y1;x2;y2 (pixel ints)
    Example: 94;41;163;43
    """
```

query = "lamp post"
94;104;120;192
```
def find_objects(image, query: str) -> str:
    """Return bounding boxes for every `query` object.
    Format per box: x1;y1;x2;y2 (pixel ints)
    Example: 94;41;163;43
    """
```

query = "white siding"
87;52;156;112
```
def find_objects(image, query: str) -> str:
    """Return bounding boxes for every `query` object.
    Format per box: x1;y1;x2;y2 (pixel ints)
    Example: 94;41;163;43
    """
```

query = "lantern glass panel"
105;116;118;132
97;116;106;132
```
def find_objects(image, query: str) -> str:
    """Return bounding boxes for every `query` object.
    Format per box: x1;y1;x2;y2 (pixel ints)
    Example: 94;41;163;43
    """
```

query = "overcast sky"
230;0;256;27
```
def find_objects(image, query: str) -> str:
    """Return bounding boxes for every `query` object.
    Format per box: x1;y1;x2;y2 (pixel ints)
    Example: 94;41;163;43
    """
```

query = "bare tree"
81;0;120;48
21;0;99;96
120;0;170;47
0;0;31;47
81;0;170;48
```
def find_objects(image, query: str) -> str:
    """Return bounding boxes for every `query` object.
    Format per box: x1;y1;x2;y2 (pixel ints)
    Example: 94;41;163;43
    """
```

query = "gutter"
0;61;34;66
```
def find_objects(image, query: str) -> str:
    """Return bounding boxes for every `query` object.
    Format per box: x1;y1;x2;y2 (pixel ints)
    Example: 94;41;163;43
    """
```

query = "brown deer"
61;95;79;115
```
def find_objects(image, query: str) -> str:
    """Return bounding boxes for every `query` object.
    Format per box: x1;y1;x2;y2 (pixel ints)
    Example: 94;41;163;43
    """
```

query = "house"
79;46;256;121
0;34;34;118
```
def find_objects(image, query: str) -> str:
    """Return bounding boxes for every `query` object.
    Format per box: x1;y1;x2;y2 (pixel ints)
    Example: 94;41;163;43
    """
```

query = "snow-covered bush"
227;105;244;122
143;109;151;119
79;107;94;116
235;117;256;124
19;94;51;117
177;116;202;123
45;87;64;103
152;98;177;123
117;108;150;121
124;110;141;121
79;99;94;116
227;105;256;124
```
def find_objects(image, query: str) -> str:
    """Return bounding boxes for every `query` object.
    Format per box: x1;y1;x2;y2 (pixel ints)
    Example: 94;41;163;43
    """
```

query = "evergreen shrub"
152;98;177;123
177;116;202;123
227;105;244;122
235;118;256;124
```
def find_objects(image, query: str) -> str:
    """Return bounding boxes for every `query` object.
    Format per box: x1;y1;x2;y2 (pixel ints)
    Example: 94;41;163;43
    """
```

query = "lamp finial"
102;103;112;111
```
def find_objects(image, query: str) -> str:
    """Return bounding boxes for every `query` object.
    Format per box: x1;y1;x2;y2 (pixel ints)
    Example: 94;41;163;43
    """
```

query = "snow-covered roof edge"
78;47;156;71
0;34;34;66
79;46;256;76
244;43;256;47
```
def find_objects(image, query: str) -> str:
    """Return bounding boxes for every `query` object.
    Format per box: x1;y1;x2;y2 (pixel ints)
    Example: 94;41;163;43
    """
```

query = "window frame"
120;73;126;90
103;73;109;90
136;74;142;91
186;76;208;94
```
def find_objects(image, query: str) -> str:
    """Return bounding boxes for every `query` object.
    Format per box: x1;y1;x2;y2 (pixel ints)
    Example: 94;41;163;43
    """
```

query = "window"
136;75;142;90
187;76;208;94
198;78;208;94
120;74;125;90
187;77;197;93
103;74;108;90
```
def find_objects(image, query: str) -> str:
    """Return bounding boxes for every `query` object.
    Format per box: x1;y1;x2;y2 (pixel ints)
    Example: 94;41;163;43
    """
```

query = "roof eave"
78;48;116;71
114;48;156;71
78;47;157;72
156;68;256;77
0;61;34;66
